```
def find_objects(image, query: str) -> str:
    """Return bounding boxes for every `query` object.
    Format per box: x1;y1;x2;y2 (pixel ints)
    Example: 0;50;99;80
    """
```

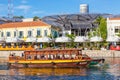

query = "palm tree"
95;16;107;41
66;33;76;48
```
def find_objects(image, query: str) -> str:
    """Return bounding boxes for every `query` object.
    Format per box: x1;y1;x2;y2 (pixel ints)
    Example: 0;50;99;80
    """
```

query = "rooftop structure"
42;13;111;36
0;17;22;24
80;4;89;14
22;18;33;22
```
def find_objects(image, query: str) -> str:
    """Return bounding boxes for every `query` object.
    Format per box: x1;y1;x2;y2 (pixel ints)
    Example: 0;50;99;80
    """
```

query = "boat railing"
0;45;35;51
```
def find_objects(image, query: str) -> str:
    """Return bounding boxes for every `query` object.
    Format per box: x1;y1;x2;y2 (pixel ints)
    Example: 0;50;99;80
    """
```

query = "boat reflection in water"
9;68;87;76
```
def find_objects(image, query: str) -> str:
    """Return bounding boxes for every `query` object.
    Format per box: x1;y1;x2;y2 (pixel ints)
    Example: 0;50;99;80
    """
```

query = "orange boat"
8;49;91;68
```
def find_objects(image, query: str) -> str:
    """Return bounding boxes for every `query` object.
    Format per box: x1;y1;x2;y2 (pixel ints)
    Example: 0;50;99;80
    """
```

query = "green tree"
95;16;107;41
33;16;41;21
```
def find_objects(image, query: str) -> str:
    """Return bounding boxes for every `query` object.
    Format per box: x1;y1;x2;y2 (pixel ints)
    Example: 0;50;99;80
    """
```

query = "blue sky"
0;0;120;18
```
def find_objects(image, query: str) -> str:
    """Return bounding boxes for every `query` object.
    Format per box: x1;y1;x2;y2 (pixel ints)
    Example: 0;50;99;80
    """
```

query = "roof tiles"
0;21;50;28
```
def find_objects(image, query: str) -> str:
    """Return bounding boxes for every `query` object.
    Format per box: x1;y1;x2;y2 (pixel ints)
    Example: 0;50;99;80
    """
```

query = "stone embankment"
82;50;120;58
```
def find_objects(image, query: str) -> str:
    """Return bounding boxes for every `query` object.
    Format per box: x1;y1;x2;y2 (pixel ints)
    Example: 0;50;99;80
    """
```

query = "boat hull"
8;60;90;68
89;59;105;66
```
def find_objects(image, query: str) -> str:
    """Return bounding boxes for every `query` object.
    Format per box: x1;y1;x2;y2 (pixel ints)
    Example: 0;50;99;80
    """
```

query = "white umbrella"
37;37;52;43
0;37;5;43
55;36;71;42
74;36;89;42
6;37;24;43
25;37;37;42
106;36;120;42
90;36;103;42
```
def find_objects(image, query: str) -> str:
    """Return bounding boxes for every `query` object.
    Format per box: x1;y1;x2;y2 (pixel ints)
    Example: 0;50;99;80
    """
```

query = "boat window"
27;55;32;60
71;54;76;59
8;43;11;48
2;43;6;48
13;44;17;48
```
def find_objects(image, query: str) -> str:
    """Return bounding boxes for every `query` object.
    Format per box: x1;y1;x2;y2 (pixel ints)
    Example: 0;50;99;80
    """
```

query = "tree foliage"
33;16;41;21
95;16;107;41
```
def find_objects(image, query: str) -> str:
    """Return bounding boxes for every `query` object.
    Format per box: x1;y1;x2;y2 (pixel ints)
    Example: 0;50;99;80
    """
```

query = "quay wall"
82;50;120;58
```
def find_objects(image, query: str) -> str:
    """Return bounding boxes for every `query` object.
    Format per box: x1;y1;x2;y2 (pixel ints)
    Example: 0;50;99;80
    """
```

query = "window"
28;30;32;37
44;30;47;36
19;31;23;38
1;32;4;37
37;29;41;36
14;31;16;37
7;32;11;37
115;29;120;33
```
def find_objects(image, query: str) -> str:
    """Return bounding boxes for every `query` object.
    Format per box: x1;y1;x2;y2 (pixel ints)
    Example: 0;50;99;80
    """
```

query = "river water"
0;58;119;80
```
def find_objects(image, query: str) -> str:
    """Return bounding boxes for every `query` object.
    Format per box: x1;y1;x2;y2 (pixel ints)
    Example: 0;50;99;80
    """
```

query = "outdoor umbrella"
36;37;52;43
25;37;37;42
55;36;71;43
6;37;24;43
74;36;89;42
0;37;5;43
90;36;103;42
55;36;71;49
106;36;120;42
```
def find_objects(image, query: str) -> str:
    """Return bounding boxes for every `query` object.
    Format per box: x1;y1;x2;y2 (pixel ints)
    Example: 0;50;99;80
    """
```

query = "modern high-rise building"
80;4;89;14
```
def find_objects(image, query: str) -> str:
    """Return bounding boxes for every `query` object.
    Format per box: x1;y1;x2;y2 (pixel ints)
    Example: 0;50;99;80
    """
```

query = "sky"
0;0;120;18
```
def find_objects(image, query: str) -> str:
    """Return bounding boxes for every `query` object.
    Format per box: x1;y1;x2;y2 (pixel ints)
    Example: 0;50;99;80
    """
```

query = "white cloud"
15;5;31;14
33;11;45;14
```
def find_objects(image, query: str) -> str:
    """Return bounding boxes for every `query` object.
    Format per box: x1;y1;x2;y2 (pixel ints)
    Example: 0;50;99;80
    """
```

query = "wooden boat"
8;49;91;68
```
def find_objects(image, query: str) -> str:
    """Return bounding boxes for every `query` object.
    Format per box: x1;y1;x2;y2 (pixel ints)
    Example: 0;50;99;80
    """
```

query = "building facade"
107;18;120;38
0;21;60;39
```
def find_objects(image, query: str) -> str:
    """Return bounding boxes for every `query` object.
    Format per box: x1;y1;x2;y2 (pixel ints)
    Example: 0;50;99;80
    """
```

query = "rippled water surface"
0;58;120;80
